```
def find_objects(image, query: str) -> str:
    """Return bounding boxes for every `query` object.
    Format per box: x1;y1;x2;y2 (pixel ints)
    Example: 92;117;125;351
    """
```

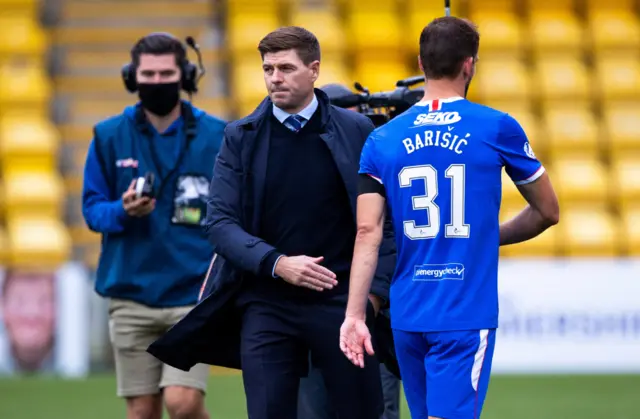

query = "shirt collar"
272;94;318;123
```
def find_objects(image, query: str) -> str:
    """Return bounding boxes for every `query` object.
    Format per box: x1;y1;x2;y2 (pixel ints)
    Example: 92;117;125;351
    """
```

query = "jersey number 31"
399;164;470;240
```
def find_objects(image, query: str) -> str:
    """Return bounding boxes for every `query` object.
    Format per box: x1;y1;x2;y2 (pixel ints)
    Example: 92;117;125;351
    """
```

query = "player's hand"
339;315;374;368
122;179;155;217
274;255;338;291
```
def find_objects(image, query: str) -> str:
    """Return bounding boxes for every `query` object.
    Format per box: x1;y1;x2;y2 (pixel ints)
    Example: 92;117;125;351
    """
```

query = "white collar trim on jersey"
415;96;465;106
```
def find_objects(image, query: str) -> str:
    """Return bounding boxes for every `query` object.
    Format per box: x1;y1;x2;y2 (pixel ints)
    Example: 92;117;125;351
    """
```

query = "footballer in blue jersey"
340;17;559;419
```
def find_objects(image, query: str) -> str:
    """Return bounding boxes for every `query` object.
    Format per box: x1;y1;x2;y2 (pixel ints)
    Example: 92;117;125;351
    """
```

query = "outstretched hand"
339;316;374;368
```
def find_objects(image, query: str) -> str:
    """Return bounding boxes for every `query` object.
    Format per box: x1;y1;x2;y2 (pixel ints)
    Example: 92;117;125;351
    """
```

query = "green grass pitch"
0;373;637;418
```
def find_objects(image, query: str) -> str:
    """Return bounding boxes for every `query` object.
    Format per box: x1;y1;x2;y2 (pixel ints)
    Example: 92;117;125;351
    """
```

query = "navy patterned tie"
284;114;306;132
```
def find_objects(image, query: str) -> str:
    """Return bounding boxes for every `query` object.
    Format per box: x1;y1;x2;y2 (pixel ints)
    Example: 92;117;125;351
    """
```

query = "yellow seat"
7;216;72;269
559;207;618;256
499;207;559;257
610;157;640;211
587;9;640;53
231;56;267;113
0;225;8;265
528;10;584;56
347;12;402;52
594;57;640;101
353;55;410;93
474;59;531;102
0;116;60;173
602;103;640;157
534;58;591;103
344;0;397;12
620;206;640;255
290;9;346;55
470;12;523;57
0;16;47;57
3;170;65;220
317;58;351;88
227;12;280;53
543;106;600;160
551;158;609;208
0;62;52;112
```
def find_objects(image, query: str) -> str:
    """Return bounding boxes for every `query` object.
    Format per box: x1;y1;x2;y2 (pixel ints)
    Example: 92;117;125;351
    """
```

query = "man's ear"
309;60;320;83
418;56;424;74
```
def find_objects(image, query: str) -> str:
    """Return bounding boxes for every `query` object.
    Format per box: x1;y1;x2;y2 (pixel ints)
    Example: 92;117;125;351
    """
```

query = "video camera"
329;76;426;127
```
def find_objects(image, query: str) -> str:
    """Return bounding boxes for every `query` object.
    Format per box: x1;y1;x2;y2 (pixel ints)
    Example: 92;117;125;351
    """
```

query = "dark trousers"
240;298;383;419
298;358;401;419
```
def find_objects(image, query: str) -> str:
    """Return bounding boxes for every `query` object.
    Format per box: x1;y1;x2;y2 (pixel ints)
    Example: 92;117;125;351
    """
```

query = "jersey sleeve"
497;114;545;185
359;132;383;184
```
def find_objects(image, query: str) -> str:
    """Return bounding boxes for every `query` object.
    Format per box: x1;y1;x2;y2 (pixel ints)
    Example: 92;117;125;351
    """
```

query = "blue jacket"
82;101;226;308
147;89;398;375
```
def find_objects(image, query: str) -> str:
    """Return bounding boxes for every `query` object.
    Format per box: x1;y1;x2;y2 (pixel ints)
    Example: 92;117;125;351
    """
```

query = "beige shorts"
108;298;210;398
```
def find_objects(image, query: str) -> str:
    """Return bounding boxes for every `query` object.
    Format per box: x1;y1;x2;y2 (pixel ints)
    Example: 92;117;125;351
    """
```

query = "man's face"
1;273;55;366
136;53;181;84
263;49;319;111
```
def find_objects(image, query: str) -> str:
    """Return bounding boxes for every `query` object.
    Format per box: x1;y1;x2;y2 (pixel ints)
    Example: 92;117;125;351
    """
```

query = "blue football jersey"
359;97;544;332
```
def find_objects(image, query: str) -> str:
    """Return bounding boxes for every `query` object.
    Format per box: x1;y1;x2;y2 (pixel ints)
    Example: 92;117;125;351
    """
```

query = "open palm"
339;316;374;368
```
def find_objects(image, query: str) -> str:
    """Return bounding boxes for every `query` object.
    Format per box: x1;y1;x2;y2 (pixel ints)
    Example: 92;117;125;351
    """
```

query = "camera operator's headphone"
121;32;204;94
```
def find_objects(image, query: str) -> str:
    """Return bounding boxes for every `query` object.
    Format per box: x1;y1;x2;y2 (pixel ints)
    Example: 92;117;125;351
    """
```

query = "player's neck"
420;80;465;103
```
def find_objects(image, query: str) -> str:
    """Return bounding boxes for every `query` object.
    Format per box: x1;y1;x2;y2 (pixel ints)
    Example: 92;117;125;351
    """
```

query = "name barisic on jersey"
403;111;470;155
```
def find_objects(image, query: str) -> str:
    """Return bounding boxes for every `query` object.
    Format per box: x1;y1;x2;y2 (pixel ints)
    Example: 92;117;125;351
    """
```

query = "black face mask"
137;82;181;117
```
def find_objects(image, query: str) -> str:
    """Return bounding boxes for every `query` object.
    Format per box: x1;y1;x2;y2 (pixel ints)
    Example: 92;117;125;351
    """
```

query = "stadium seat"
0;16;47;58
610;157;640;211
499;208;559;257
469;11;523;57
542;106;600;160
586;9;640;54
559;207;619;256
352;54;411;93
347;11;402;52
0;116;60;173
0;62;52;114
0;225;8;265
7;216;72;269
474;59;532;102
593;56;640;101
289;8;346;55
231;55;267;117
602;102;640;158
620;206;640;255
226;11;280;54
527;9;584;57
534;57;591;103
3;171;65;220
317;56;351;88
551;158;609;208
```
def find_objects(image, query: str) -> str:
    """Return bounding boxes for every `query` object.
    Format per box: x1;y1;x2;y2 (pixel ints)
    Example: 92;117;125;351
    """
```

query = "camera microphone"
185;36;206;85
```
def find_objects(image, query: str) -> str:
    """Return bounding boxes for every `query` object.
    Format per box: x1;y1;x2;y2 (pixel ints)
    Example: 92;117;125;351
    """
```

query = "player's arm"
497;114;560;246
500;172;559;245
346;174;387;320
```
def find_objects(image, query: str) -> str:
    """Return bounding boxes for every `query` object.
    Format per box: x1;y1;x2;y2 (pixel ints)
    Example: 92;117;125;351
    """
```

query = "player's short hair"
258;26;321;65
131;33;187;67
419;16;480;80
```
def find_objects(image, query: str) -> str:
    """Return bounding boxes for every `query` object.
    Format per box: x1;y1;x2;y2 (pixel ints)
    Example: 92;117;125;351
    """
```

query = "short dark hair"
131;32;187;67
257;26;321;65
419;17;480;80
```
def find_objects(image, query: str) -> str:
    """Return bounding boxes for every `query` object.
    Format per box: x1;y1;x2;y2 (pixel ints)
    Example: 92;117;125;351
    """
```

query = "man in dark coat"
148;26;396;419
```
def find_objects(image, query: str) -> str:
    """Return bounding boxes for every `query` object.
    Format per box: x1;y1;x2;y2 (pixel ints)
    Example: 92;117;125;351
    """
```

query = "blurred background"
0;0;639;417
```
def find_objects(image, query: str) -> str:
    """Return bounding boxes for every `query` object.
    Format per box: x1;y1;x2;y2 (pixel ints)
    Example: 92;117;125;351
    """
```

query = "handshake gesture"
274;255;337;291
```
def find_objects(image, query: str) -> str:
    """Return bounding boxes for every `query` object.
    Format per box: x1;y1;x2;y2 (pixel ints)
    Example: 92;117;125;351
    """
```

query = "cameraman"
296;83;402;419
81;33;225;419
